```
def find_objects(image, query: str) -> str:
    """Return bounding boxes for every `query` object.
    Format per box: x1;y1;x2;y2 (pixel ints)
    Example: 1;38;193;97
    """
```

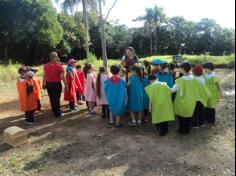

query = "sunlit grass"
0;54;234;83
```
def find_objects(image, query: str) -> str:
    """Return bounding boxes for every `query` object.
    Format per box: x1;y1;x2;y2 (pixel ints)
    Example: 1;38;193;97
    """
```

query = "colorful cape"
17;79;38;112
173;76;198;117
64;66;81;103
145;82;175;124
204;74;220;108
105;77;127;116
34;78;42;100
76;71;85;95
195;76;212;107
128;75;144;112
156;72;174;88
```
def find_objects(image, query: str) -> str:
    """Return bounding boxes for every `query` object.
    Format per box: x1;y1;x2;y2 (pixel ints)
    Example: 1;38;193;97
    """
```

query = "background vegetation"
0;0;235;65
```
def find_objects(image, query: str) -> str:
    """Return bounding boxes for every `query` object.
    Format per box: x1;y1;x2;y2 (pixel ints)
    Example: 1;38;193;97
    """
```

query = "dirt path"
0;69;235;176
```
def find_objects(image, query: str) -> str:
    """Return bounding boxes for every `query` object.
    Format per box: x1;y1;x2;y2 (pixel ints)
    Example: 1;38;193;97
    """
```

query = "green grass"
0;54;234;83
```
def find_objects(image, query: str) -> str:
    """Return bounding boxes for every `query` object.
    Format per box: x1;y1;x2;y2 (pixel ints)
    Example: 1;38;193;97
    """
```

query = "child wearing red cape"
64;59;83;111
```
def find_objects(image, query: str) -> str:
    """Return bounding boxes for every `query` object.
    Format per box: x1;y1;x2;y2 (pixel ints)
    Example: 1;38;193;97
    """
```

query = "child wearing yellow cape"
171;62;198;135
17;70;38;124
145;74;175;136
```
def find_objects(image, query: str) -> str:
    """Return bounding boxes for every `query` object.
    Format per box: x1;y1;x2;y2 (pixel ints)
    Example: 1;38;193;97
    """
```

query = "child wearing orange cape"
64;59;83;111
30;68;43;111
17;70;38;124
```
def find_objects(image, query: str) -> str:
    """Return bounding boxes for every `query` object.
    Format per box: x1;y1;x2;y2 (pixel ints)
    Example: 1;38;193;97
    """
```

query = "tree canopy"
0;1;235;64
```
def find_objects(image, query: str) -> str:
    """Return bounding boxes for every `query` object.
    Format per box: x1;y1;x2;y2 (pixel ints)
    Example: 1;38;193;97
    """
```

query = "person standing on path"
43;52;66;117
121;47;139;81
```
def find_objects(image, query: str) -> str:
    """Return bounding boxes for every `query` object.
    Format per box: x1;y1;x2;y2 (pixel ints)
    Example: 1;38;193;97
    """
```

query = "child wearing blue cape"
105;65;127;128
127;65;144;126
156;62;174;88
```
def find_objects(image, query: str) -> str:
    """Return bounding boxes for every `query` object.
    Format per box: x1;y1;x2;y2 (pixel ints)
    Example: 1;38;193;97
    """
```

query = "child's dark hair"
76;64;82;70
181;62;192;73
203;62;215;71
169;63;175;71
110;65;120;75
161;63;169;72
143;60;151;75
96;67;106;99
83;63;93;79
131;65;143;80
148;74;157;82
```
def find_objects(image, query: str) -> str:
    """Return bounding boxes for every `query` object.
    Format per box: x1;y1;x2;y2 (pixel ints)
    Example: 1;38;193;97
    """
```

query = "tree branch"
104;0;118;22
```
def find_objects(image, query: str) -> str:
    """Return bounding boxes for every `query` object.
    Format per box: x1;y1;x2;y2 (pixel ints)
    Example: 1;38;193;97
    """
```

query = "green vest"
195;76;212;107
145;82;175;124
204;74;220;108
173;76;198;117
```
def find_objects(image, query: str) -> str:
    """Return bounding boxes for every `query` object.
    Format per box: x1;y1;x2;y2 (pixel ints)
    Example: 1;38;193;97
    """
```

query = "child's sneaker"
137;120;142;126
89;110;96;115
116;123;123;128
71;109;78;112
108;122;114;128
128;121;137;126
191;125;199;129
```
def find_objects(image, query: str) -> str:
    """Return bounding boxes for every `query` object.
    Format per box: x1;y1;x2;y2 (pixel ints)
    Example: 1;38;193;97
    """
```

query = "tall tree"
153;6;166;55
96;0;118;69
60;0;97;61
0;0;62;63
134;8;154;55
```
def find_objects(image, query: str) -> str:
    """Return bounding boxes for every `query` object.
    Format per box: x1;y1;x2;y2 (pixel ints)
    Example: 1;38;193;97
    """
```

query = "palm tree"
59;0;97;61
153;6;166;55
134;8;154;55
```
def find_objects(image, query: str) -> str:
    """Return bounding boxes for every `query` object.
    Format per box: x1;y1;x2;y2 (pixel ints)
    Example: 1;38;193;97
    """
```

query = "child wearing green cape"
171;62;198;135
145;74;175;136
203;62;222;123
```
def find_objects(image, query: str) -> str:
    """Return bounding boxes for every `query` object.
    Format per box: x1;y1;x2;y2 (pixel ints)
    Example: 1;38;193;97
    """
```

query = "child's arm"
171;84;179;93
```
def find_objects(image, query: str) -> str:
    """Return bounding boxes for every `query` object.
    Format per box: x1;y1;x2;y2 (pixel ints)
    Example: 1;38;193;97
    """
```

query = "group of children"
17;58;221;136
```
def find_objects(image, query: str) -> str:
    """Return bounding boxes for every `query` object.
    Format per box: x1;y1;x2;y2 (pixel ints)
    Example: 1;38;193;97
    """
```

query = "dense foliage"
0;1;235;64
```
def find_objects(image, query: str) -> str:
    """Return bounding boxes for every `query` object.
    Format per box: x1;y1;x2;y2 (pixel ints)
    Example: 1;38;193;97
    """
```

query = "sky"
53;0;235;29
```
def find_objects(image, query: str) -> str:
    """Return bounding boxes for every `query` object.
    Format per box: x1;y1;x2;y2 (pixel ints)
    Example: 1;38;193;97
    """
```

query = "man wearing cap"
43;52;66;117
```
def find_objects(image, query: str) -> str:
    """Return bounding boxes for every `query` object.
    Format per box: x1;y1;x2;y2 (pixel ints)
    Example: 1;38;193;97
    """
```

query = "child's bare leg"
110;112;113;123
137;112;143;125
116;116;120;125
130;112;136;122
128;112;137;126
88;102;92;111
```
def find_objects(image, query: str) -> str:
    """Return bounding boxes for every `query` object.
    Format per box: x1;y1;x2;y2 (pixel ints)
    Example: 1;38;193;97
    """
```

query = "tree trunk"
4;36;8;61
99;0;108;70
82;0;89;61
149;23;153;56
154;22;157;55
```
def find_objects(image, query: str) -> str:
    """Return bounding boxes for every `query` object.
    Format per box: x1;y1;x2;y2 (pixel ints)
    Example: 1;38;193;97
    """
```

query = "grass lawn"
0;54;234;83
